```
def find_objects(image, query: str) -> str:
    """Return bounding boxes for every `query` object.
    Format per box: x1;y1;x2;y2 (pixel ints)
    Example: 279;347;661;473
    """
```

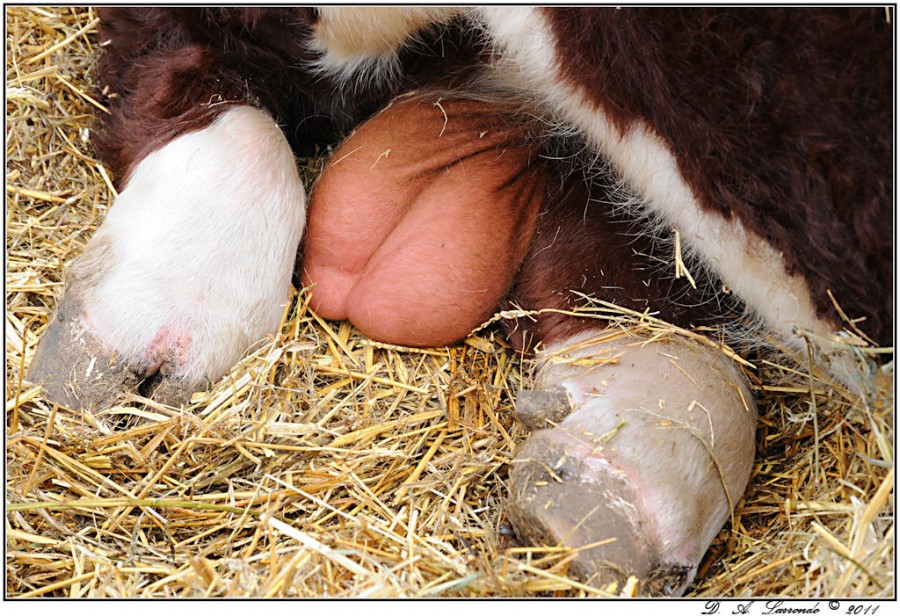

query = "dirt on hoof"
27;294;142;410
140;373;199;407
514;386;574;430
508;429;674;594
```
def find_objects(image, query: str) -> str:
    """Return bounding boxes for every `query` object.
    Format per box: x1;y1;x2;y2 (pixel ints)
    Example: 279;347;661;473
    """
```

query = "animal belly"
303;95;544;347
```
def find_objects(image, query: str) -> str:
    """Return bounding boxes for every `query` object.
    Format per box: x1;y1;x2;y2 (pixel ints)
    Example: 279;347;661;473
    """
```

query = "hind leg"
28;106;307;409
503;172;757;595
27;9;307;408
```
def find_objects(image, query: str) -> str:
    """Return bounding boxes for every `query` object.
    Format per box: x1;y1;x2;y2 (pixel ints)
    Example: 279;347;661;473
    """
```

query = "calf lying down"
28;7;892;595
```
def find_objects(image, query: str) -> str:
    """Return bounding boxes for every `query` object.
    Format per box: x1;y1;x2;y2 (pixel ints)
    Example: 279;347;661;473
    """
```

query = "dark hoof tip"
508;430;695;596
27;297;140;410
514;386;573;430
26;293;197;411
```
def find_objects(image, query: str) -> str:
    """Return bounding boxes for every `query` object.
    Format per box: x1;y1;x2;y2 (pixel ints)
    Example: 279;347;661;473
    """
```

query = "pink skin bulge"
302;96;544;347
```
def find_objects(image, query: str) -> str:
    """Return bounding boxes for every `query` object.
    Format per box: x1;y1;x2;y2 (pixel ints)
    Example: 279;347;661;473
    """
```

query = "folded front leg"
28;106;307;408
502;166;756;595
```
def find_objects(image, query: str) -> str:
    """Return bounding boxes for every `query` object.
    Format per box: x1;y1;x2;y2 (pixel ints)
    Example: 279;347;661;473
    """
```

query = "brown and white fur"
28;7;892;595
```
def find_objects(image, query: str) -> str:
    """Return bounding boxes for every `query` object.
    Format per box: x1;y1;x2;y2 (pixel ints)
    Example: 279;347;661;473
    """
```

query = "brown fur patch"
504;166;724;351
542;7;893;345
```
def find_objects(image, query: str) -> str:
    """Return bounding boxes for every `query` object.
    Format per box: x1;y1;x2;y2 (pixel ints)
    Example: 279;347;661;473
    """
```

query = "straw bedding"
5;7;894;598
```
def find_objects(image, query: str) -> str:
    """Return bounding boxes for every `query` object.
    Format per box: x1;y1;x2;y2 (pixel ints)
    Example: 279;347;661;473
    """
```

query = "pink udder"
302;97;545;347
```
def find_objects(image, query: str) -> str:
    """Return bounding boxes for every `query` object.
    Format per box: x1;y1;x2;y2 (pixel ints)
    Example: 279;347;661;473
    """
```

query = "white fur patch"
474;6;835;352
310;7;462;83
73;106;306;383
